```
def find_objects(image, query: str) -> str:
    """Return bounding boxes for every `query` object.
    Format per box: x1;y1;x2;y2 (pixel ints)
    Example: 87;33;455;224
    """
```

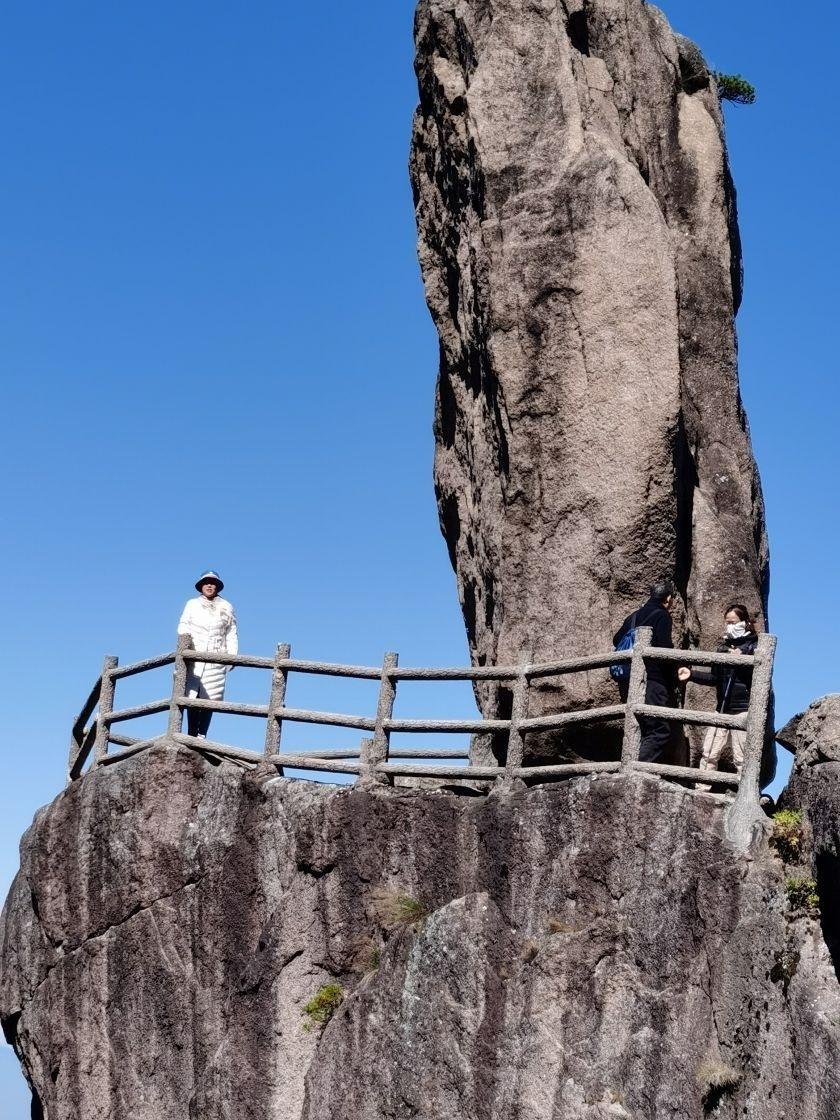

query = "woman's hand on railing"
677;666;691;683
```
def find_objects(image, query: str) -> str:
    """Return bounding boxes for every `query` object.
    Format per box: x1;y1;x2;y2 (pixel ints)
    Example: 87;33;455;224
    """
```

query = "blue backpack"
610;612;638;683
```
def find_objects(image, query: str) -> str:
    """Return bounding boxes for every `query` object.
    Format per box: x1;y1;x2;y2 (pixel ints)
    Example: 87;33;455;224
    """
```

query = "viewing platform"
67;628;777;849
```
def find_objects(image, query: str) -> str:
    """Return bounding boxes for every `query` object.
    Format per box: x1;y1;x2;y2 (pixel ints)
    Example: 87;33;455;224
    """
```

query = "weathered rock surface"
778;694;840;995
3;745;839;1119
777;693;840;766
410;0;769;749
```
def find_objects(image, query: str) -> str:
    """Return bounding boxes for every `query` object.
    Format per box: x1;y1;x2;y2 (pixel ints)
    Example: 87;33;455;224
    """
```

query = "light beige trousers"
696;726;746;788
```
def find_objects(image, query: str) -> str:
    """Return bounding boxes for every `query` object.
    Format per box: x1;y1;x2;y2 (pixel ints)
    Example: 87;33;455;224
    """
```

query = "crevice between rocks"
816;851;840;982
567;10;590;56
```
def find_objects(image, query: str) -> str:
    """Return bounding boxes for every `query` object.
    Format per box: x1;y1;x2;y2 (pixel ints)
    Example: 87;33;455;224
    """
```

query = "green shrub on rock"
771;809;805;863
713;72;757;104
784;876;820;914
302;983;343;1031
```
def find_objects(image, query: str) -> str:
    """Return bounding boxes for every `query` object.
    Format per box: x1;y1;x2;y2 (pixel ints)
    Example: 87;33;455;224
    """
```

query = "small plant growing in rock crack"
521;940;539;963
370;887;428;930
769;945;801;994
713;72;757;104
784;876;820;914
696;1058;742;1111
302;983;343;1031
771;809;804;863
350;935;383;975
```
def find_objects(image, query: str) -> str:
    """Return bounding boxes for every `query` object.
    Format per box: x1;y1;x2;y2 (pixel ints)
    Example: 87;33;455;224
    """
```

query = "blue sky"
1;0;837;1111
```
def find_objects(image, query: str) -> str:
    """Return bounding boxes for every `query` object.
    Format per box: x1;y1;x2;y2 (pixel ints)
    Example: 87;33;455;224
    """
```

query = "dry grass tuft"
696;1057;742;1108
370;887;428;930
350;935;382;975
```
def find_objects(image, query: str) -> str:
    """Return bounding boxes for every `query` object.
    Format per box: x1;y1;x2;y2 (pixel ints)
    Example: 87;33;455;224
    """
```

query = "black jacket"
613;597;676;688
689;633;756;714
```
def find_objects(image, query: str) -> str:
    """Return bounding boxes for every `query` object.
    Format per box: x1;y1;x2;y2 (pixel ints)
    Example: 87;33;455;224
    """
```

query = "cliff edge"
2;745;838;1119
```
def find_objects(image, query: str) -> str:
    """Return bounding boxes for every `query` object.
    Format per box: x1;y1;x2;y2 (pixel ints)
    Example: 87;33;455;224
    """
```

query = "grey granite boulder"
410;0;769;754
778;695;840;1029
777;694;840;765
2;746;838;1119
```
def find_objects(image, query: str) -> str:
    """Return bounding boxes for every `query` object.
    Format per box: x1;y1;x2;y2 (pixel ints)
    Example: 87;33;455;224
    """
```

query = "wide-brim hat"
195;570;224;592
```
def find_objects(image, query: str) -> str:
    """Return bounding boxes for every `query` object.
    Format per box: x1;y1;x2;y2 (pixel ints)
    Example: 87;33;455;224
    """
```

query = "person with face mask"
677;604;756;788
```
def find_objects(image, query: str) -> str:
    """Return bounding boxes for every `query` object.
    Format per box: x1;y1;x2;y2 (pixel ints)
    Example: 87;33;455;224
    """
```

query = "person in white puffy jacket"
177;570;238;738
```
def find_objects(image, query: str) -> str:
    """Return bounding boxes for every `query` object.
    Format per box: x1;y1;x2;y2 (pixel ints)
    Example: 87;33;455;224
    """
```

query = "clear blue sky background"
1;0;837;1111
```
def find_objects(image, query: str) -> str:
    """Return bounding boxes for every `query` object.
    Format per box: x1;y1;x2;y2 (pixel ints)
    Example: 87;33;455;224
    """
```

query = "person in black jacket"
677;604;756;789
613;579;678;763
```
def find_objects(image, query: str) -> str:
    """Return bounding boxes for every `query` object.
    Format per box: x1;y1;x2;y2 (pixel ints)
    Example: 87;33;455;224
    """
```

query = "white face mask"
726;621;748;640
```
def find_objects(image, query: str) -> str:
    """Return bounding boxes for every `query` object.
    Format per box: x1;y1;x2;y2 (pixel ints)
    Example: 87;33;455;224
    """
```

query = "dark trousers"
639;679;674;763
187;708;212;738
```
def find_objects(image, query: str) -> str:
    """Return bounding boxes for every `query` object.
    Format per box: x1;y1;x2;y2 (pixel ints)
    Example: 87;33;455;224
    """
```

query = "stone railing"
68;629;776;847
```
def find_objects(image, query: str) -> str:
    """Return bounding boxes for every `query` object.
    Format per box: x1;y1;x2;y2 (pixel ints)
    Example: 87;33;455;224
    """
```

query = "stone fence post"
362;652;398;785
167;634;193;739
93;655;119;766
620;626;651;765
264;642;291;769
726;632;777;850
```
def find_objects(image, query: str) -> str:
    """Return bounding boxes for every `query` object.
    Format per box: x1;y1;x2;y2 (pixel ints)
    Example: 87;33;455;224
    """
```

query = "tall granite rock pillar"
410;0;769;756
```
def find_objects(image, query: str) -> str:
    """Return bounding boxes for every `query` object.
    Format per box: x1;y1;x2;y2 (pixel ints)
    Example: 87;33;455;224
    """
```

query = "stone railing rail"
68;628;777;848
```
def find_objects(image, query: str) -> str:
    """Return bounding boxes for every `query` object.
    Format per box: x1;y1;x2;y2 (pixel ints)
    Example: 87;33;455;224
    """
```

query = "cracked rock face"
410;0;769;744
777;694;840;766
2;746;839;1119
779;694;840;996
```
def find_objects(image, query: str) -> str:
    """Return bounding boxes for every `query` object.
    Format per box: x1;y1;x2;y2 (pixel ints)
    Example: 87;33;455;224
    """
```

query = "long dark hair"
726;604;756;633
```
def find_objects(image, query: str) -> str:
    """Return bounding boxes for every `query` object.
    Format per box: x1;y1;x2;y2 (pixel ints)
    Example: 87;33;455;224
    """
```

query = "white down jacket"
177;596;239;701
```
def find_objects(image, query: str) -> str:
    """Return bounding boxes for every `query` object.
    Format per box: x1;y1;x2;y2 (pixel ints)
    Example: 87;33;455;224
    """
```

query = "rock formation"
410;0;769;750
2;7;816;1119
780;695;840;1006
777;694;840;767
2;745;839;1119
